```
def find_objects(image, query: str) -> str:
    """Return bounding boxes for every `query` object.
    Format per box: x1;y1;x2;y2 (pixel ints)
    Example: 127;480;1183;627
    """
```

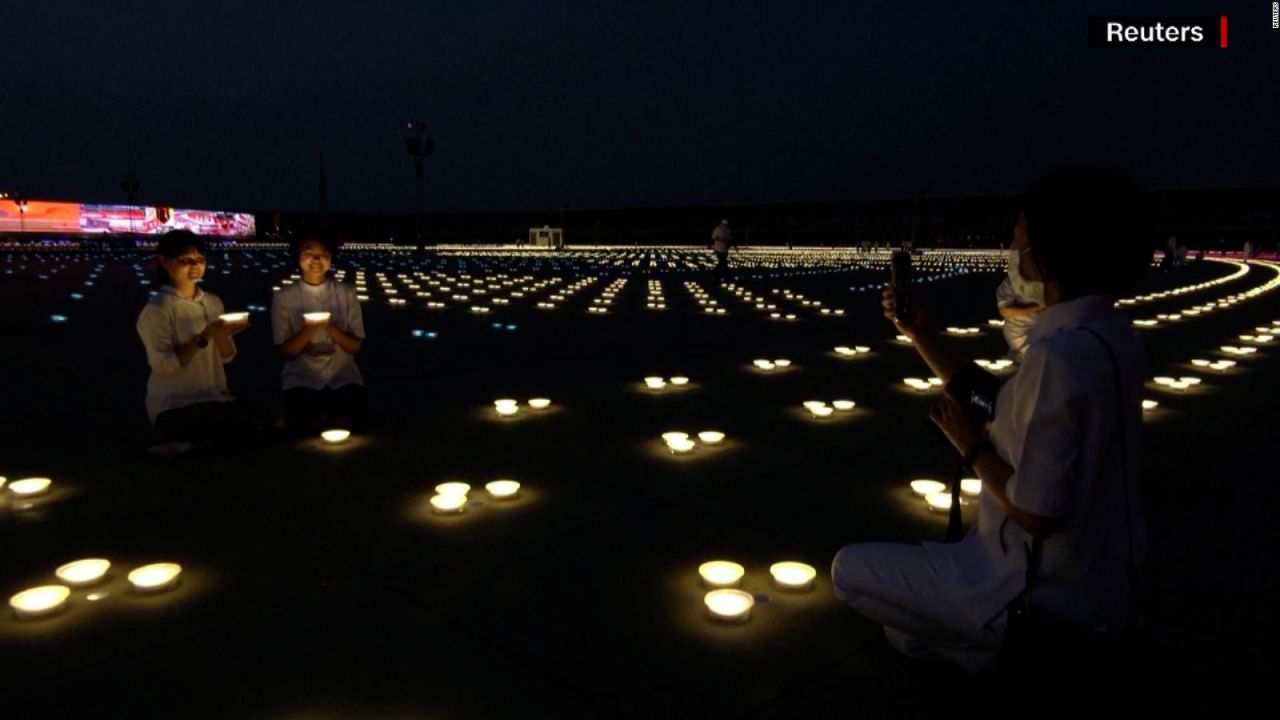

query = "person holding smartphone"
831;167;1150;677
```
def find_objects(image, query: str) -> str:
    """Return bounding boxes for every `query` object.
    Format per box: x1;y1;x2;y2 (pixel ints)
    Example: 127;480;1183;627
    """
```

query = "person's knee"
831;544;871;604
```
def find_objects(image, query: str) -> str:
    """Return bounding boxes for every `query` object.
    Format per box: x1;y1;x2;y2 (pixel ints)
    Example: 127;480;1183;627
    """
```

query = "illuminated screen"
0;200;255;237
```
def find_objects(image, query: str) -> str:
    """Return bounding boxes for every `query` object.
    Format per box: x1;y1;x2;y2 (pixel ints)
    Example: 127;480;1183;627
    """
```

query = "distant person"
1243;240;1253;260
711;219;733;281
996;248;1045;361
832;167;1149;682
136;230;256;455
271;234;366;435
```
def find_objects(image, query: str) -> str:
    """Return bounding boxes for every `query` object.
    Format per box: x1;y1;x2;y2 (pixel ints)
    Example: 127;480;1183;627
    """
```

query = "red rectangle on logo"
1220;16;1228;48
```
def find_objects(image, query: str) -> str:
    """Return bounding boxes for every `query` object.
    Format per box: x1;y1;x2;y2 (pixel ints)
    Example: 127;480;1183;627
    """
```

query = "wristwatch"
194;334;209;349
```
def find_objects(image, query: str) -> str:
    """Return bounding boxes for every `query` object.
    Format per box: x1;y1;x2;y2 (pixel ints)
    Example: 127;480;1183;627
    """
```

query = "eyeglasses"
173;256;207;267
301;252;332;262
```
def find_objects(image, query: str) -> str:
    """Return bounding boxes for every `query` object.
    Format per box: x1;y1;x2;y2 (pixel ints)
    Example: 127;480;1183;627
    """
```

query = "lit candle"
128;562;183;592
485;479;521;499
698;560;745;588
910;479;946;496
9;585;70;619
1191;359;1210;367
773;359;791;367
0;476;6;490
753;359;775;370
1142;399;1159;410
669;376;689;386
662;432;690;444
9;477;52;497
320;429;350;444
667;438;697;453
925;492;954;512
55;558;111;586
808;405;834;418
769;561;817;590
430;493;467;514
960;478;982;496
644;377;666;389
704;589;754;622
434;482;471;497
218;311;249;324
697;431;725;444
854;346;870;353
832;400;856;411
1152;377;1175;386
528;398;551;409
802;400;828;411
303;311;331;324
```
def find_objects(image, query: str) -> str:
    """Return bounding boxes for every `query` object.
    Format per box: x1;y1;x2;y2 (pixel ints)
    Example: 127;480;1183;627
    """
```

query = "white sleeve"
1004;346;1081;518
996;276;1016;307
136;303;181;374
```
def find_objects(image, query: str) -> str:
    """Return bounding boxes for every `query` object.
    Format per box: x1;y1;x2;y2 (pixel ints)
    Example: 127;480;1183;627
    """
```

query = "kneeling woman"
271;234;366;434
136;230;257;451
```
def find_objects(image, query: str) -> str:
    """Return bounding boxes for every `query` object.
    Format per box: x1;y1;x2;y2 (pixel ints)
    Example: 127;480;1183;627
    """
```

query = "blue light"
505;324;517;331
50;314;68;323
412;329;424;337
70;293;84;300
427;331;438;339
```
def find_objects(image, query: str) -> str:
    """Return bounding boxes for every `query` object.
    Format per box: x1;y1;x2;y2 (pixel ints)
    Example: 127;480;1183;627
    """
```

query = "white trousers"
831;542;1005;674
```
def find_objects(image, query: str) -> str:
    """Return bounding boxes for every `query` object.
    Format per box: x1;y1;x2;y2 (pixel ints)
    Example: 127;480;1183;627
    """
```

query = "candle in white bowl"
644;377;666;389
56;558;111;587
485;480;520;499
128;563;183;592
753;359;775;370
925;492;954;512
662;432;690;444
910;479;946;496
528;398;551;409
434;482;471;497
667;438;696;453
802;400;828;411
320;429;350;444
698;561;745;588
832;400;856;411
303;311;331;324
9;585;70;619
773;359;791;367
1142;399;1159;410
697;431;725;444
704;589;754;622
430;493;467;514
218;311;249;324
960;478;983;496
769;562;817;590
669;376;689;386
9;477;52;497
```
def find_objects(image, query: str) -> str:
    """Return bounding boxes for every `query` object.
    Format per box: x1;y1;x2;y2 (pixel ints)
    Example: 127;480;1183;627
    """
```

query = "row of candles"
429;480;521;514
9;560;183;620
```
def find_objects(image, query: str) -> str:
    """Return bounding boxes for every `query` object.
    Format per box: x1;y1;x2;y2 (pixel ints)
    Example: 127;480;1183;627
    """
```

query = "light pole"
15;189;28;235
402;122;433;252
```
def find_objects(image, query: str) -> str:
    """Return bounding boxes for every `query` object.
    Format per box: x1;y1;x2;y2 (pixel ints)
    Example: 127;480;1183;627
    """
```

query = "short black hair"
1022;166;1152;299
155;230;206;284
289;233;340;262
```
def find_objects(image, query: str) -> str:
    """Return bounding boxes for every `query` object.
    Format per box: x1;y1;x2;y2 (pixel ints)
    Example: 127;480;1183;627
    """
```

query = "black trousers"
153;399;266;446
282;384;367;435
714;251;729;280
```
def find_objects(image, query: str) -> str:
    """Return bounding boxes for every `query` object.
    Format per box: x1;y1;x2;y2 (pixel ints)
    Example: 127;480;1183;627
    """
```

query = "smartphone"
890;250;912;319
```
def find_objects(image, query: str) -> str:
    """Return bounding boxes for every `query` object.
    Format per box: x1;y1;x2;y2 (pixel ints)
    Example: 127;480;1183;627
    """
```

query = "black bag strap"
1017;326;1140;629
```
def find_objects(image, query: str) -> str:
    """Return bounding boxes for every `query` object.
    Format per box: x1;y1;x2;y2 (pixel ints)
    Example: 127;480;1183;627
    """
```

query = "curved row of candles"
429;480;522;514
699;560;818;622
9;560;183;620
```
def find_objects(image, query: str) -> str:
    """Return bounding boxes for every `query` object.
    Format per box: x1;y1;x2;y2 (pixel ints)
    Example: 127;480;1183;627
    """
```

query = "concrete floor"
0;249;1272;717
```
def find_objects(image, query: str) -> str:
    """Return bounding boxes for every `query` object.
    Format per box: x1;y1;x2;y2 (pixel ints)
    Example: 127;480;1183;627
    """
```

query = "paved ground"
0;248;1273;717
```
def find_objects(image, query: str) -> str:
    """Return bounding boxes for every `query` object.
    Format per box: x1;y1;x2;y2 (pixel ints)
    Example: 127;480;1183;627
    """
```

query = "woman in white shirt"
831;167;1150;680
271;235;366;434
136;230;255;452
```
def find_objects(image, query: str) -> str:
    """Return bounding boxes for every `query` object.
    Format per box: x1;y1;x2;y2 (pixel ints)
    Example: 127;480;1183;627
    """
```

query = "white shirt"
270;278;365;391
711;224;732;252
925;295;1145;631
136;285;236;423
996;276;1039;360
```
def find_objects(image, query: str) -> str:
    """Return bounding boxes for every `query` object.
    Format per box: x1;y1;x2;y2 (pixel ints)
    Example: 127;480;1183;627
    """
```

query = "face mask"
1008;247;1045;305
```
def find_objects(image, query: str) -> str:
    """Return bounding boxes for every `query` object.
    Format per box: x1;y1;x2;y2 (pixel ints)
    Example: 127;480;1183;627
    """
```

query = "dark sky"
2;1;1276;214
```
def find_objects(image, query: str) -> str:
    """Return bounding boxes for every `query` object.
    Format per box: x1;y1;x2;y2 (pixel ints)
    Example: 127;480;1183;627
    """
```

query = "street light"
402;122;434;252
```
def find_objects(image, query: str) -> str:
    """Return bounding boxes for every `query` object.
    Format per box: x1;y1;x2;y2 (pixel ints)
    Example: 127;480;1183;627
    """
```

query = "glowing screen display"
0;200;255;237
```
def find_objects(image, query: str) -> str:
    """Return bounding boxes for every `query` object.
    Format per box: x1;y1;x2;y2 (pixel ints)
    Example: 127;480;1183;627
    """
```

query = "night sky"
2;1;1276;214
